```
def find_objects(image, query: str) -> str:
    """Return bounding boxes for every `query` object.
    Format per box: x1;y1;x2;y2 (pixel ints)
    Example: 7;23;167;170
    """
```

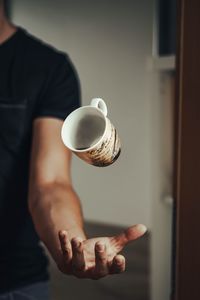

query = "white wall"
11;0;154;227
149;72;174;300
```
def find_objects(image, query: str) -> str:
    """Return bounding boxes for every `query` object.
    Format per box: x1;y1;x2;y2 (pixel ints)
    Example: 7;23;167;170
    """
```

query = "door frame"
173;0;200;299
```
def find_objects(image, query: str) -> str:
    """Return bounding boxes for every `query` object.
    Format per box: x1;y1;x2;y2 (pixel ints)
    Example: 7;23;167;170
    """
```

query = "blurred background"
9;0;176;299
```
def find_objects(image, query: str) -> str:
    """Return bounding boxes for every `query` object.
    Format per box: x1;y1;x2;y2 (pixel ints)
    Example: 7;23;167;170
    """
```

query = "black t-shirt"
0;27;80;293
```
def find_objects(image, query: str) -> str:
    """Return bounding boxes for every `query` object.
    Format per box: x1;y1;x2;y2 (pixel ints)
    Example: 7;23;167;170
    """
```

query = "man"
0;0;147;299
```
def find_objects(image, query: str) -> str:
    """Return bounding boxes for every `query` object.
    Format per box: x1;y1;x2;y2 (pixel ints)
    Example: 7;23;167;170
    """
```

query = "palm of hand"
82;236;121;270
58;224;146;279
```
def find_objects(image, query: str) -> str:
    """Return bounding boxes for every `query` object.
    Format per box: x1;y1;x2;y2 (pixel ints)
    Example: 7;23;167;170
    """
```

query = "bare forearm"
29;182;86;266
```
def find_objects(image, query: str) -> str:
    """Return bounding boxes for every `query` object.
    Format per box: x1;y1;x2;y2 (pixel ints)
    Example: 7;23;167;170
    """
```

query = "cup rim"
61;105;108;153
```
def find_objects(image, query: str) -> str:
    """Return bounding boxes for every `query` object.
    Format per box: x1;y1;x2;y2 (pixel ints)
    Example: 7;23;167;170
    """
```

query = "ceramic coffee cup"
61;98;121;167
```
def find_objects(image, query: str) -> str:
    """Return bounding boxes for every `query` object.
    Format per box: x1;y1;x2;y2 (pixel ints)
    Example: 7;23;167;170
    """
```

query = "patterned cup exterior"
75;118;121;167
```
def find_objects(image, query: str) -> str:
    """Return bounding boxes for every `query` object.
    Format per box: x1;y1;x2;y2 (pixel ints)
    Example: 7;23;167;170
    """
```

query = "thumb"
115;224;147;248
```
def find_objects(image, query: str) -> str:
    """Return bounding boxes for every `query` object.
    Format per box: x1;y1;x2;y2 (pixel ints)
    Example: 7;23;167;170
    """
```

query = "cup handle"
90;98;108;117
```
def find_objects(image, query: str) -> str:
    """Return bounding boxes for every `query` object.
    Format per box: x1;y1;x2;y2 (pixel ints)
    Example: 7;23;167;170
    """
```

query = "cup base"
90;148;121;167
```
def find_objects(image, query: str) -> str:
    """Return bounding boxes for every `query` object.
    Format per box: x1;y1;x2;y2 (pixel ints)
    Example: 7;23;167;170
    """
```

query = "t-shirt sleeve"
34;54;81;120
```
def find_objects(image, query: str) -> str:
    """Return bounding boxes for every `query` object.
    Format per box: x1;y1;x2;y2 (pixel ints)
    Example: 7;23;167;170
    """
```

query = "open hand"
58;224;147;280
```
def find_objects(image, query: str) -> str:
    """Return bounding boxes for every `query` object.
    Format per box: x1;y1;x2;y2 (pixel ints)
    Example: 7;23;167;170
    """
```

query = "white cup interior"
61;106;106;151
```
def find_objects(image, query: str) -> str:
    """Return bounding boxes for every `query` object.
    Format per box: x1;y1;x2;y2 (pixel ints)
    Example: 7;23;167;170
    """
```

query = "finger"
94;242;108;277
71;237;85;272
58;230;72;262
110;254;126;274
115;224;147;248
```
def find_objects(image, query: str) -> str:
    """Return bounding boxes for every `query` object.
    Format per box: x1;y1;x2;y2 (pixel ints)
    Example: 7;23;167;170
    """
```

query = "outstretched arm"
28;118;86;264
28;118;146;279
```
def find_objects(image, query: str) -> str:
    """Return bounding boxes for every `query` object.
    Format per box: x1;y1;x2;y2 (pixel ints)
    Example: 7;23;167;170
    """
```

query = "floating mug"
61;98;121;167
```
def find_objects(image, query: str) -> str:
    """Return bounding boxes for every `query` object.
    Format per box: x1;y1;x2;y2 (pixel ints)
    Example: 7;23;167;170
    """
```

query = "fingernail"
72;239;81;248
77;241;81;248
60;230;66;237
137;224;147;234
